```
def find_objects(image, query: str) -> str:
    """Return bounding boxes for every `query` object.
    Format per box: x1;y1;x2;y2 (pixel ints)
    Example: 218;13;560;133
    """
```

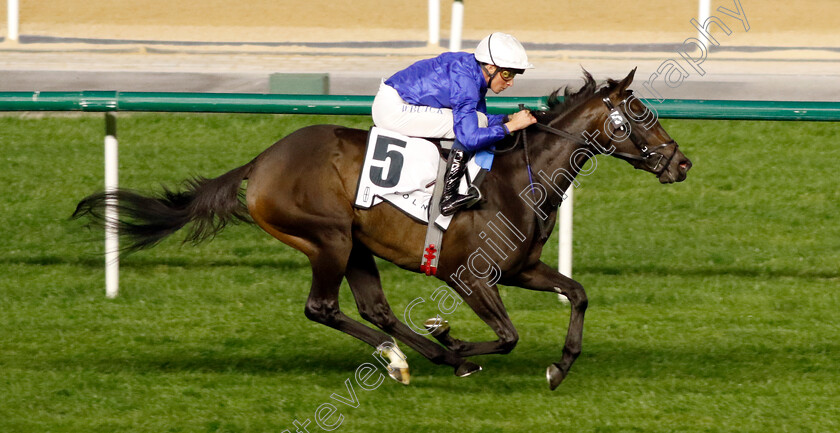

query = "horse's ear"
617;67;637;94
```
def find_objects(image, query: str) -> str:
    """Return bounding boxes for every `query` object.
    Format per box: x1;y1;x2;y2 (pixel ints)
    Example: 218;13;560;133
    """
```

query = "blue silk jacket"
384;52;508;151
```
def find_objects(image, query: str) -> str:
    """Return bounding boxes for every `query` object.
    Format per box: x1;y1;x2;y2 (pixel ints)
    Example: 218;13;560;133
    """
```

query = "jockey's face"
484;65;515;94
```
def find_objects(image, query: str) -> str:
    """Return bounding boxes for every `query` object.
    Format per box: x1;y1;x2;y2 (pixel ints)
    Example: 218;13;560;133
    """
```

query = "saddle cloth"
353;127;482;230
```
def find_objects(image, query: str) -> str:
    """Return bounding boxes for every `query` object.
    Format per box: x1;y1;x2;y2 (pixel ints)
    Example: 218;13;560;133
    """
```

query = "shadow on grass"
472;339;838;383
44;349;377;377
575;264;840;280
29;337;837;390
5;254;838;280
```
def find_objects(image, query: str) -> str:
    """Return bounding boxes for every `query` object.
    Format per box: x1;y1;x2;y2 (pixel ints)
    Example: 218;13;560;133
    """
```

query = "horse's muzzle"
658;146;692;184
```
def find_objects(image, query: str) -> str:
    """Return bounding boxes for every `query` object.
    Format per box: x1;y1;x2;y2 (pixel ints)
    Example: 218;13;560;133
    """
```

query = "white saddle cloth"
354;127;480;230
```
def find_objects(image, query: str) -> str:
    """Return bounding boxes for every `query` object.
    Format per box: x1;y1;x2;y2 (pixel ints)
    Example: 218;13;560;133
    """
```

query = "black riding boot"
440;149;478;216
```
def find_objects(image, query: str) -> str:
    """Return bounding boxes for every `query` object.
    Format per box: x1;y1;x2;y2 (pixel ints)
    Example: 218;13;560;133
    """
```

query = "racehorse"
73;69;691;389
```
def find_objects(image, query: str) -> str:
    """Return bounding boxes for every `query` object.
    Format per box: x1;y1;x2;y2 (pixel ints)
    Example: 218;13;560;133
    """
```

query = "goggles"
499;68;521;81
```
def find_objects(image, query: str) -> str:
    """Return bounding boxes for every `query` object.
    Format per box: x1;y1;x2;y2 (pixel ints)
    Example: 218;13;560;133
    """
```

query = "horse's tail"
72;158;257;254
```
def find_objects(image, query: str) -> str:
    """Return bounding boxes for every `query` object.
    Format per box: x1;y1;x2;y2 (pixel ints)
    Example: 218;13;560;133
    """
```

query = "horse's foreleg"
344;242;477;378
503;260;588;390
435;275;521;359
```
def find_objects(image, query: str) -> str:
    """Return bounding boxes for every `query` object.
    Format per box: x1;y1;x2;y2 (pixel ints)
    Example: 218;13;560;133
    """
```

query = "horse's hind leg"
344;242;479;378
298;239;398;358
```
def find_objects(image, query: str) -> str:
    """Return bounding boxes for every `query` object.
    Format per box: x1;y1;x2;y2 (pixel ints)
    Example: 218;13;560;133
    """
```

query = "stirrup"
465;184;482;207
440;186;482;216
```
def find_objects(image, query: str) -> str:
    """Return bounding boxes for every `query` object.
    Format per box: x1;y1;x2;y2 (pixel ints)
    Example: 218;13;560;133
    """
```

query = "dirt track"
3;0;839;47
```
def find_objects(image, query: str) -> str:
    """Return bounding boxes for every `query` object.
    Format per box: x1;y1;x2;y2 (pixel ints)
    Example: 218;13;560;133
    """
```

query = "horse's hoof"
455;361;482;377
388;366;411;385
423;317;450;337
546;363;565;390
376;342;410;385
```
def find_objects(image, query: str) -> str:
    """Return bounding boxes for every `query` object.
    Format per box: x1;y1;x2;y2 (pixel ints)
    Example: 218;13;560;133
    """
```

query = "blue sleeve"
487;113;507;127
476;98;507;127
449;68;507;151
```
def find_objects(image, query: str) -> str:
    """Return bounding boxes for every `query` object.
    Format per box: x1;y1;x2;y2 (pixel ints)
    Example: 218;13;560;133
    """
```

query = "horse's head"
540;69;692;184
594;68;692;183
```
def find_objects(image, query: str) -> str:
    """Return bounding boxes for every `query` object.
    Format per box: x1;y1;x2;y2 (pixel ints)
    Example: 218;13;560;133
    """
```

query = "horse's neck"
482;123;590;245
526;114;594;210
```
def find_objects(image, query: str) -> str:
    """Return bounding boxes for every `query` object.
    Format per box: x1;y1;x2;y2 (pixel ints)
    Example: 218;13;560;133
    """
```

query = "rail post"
697;0;711;47
448;0;464;52
104;112;119;298
428;0;440;46
6;0;19;42
559;187;573;278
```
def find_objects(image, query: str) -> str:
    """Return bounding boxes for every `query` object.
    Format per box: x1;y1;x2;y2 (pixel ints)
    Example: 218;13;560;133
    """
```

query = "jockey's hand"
505;110;537;133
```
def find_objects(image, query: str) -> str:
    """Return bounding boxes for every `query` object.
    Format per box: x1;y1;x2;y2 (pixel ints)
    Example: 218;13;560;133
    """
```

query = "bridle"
492;94;680;239
598;95;679;176
491;92;679;239
495;94;679;177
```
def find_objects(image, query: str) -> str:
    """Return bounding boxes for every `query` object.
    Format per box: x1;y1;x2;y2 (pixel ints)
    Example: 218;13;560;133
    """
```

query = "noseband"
599;96;679;176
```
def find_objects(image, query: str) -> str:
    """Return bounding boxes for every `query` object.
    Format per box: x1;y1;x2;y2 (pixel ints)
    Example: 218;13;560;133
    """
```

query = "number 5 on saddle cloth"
353;127;489;275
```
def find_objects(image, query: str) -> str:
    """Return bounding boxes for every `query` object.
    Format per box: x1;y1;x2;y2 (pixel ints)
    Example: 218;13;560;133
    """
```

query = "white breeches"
371;81;487;139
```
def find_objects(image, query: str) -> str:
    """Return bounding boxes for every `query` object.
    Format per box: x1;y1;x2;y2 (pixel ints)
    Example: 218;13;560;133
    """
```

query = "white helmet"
474;32;534;70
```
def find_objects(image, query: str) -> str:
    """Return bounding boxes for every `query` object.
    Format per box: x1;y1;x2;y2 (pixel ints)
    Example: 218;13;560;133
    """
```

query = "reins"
489;98;680;239
516;124;552;241
488;109;590;241
496;101;680;179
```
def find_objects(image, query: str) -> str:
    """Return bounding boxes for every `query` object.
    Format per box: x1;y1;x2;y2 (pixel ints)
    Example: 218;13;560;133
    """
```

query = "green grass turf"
0;113;838;432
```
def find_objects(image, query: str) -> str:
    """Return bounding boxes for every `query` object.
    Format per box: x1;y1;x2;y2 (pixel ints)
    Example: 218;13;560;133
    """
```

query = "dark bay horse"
73;69;691;389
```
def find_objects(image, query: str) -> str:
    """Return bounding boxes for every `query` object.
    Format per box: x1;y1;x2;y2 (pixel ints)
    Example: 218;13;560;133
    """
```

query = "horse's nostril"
679;161;689;170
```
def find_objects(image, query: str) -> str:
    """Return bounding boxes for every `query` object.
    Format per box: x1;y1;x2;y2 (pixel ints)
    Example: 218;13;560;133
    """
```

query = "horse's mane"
545;69;614;118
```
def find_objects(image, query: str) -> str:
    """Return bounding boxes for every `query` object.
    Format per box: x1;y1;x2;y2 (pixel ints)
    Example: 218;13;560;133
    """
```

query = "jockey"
372;32;537;216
